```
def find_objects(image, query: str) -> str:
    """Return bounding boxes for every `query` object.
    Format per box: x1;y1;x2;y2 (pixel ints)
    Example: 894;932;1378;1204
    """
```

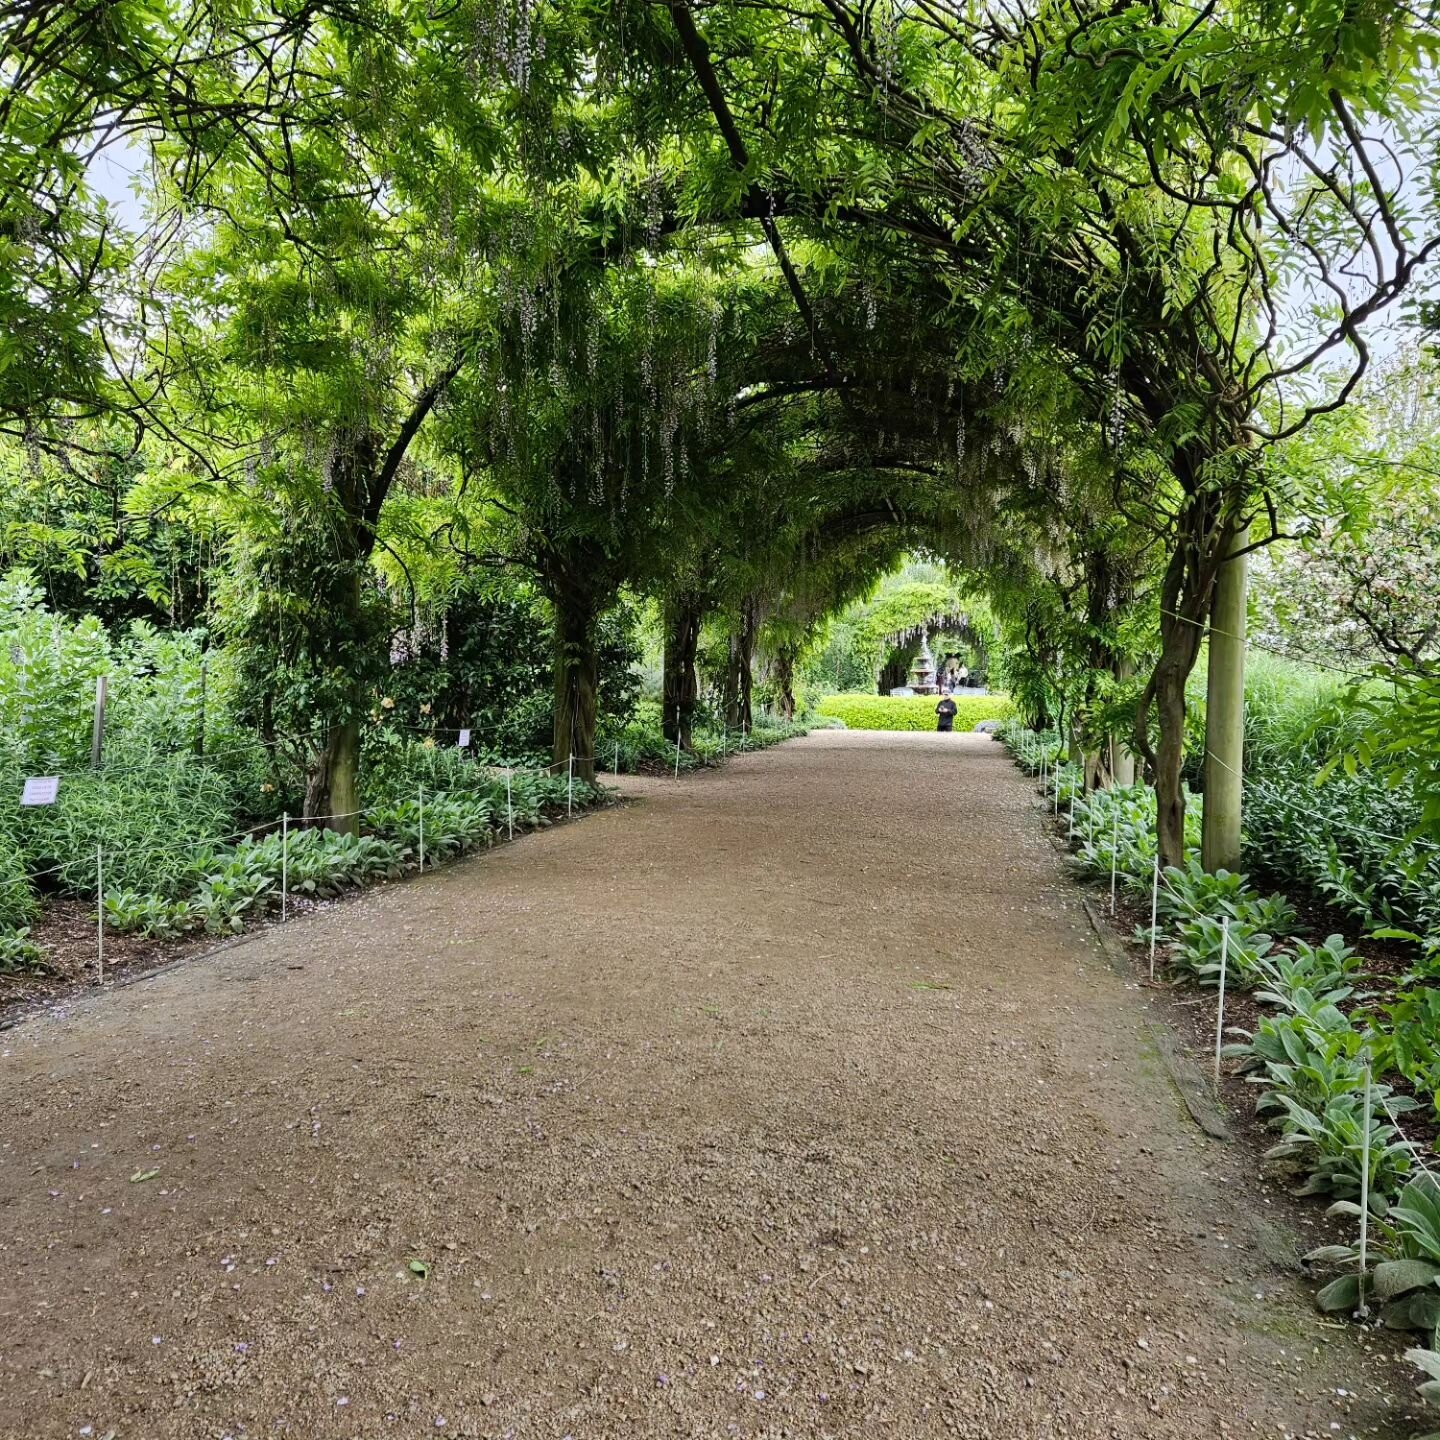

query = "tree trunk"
773;645;797;723
662;596;701;752
1133;483;1225;870
737;596;758;733
551;577;601;787
1201;526;1249;873
1150;651;1192;869
722;634;741;730
306;718;361;834
302;446;376;834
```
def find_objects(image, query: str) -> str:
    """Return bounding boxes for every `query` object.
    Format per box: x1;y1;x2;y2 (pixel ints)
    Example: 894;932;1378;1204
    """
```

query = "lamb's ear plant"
1231;891;1298;938
102;890;194;939
1263;1090;1415;1203
1403;1346;1440;1440
1169;914;1274;987
1154;858;1252;923
0;929;46;974
1251;938;1360;1009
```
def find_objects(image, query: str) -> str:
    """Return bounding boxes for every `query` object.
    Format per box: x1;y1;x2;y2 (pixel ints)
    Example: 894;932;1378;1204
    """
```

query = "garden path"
0;731;1411;1438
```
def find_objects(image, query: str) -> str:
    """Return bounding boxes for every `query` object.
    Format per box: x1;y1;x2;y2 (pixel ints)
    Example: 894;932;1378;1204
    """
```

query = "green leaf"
1316;1274;1361;1312
1375;1260;1440;1299
407;1258;429;1278
1406;1347;1440;1382
1304;1244;1357;1265
129;1168;160;1183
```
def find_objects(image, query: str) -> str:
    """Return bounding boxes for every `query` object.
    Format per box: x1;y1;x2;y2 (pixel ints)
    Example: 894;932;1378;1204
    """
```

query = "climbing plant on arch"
624;0;1440;868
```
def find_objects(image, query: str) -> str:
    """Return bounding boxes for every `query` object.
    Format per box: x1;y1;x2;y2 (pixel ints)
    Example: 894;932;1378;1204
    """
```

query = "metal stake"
1358;1058;1372;1317
1148;853;1160;979
1109;806;1120;915
91;675;108;769
95;844;104;984
1213;918;1230;1091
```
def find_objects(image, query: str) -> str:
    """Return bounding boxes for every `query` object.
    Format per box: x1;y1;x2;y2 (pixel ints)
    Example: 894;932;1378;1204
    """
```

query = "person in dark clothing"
935;695;958;732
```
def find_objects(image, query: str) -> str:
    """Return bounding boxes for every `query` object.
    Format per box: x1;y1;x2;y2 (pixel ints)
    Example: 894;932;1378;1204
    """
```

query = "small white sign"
20;776;60;806
457;728;472;748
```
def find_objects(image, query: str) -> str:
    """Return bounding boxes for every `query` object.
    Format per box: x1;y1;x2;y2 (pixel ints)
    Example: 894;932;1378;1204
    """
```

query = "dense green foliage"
5;2;1440;1414
2;0;1433;866
1002;710;1440;1403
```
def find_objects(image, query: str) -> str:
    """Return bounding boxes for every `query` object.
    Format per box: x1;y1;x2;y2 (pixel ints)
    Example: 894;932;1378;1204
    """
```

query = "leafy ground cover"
0;585;807;1008
598;702;809;775
998;715;1440;1417
814;693;1011;731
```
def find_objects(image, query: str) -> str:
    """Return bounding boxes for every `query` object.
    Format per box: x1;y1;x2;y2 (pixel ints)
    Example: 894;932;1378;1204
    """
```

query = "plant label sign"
457;729;471;748
20;776;60;807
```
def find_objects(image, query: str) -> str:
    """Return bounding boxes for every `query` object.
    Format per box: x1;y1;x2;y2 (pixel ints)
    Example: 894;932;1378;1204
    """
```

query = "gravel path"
0;731;1410;1438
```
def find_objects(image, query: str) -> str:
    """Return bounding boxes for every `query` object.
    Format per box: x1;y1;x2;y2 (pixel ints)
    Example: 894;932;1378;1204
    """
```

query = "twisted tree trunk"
304;430;380;836
548;569;602;787
662;595;702;752
773;643;798;722
737;595;758;733
1133;484;1226;870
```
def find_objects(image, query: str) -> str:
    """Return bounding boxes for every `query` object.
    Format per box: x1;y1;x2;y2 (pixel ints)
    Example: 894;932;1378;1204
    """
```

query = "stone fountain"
909;628;938;695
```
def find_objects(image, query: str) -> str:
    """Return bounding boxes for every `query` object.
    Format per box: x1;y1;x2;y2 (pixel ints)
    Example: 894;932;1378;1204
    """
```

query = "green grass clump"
814;693;1012;731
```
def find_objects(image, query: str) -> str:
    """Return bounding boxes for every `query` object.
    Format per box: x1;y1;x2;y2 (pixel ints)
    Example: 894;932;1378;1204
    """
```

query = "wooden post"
197;657;207;757
91;675;108;769
1202;527;1249;873
1112;658;1137;786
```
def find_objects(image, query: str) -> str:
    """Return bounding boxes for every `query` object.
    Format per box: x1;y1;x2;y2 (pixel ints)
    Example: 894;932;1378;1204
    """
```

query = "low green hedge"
813;693;1013;732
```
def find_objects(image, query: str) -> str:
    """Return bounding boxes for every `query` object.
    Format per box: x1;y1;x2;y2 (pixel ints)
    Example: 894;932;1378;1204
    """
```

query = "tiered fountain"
908;628;938;695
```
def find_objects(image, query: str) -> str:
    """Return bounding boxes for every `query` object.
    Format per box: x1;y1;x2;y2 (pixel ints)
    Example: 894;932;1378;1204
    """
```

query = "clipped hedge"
813;693;1012;732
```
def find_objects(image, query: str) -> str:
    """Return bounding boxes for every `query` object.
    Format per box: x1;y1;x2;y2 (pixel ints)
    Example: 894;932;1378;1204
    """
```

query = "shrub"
0;834;36;931
5;759;238;898
815;692;1011;731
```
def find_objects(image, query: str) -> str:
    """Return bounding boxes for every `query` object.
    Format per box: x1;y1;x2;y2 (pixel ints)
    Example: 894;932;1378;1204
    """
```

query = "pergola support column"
1200;527;1249;873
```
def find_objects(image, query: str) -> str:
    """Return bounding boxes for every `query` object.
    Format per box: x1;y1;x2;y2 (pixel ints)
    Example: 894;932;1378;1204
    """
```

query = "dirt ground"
0;731;1419;1439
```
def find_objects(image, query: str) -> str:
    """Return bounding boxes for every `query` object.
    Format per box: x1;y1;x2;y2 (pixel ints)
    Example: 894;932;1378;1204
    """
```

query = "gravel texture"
0;731;1414;1438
